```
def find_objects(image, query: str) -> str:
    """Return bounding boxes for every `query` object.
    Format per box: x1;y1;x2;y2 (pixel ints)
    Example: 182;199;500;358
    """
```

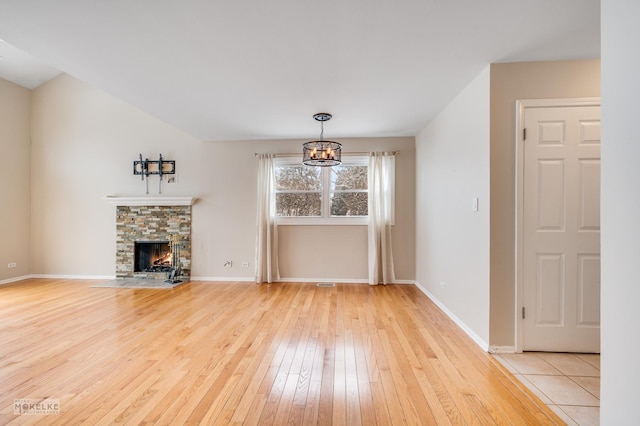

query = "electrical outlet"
241;262;249;268
440;281;446;289
7;262;17;268
223;260;232;268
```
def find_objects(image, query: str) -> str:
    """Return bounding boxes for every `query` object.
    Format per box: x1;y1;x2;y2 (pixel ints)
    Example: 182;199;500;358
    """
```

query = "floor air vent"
316;282;336;288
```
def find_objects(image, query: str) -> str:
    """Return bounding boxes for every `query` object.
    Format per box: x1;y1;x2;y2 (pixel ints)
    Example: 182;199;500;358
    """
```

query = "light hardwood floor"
0;279;563;425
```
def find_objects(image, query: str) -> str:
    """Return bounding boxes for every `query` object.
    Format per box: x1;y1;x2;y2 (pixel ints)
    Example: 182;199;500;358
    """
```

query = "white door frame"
514;97;601;353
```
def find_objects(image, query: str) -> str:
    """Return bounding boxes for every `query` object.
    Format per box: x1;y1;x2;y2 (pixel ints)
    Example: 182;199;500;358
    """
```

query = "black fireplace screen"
134;241;172;272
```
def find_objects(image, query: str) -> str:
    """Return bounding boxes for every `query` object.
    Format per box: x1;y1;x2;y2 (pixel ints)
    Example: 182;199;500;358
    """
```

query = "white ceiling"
0;0;600;141
0;39;60;89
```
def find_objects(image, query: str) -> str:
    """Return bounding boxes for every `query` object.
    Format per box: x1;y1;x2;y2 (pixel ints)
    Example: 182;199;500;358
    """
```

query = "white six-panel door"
521;102;601;353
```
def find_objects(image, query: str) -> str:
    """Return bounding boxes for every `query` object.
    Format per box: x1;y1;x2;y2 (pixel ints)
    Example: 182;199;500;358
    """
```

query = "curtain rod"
254;150;399;157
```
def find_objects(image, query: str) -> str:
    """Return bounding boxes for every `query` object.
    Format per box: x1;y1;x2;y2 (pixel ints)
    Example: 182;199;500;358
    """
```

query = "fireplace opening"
134;241;172;273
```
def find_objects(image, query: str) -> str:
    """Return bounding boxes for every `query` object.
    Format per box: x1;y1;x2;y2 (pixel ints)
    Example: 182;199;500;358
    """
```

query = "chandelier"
302;113;342;167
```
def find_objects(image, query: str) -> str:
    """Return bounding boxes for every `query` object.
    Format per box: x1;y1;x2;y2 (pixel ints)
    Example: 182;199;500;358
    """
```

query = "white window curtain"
255;154;279;283
368;152;396;285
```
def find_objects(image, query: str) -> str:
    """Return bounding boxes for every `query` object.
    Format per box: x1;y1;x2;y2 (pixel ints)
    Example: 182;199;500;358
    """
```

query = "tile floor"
493;352;600;426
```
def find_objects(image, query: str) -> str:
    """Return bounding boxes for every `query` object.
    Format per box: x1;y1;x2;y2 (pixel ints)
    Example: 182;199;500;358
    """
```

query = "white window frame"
275;156;369;225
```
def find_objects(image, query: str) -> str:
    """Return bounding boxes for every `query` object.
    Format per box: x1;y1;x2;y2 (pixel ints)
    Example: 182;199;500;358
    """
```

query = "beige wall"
489;60;600;346
29;74;416;281
416;66;491;347
0;78;31;283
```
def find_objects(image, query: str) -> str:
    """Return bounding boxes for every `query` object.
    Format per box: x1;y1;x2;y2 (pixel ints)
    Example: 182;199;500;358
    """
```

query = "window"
275;157;368;224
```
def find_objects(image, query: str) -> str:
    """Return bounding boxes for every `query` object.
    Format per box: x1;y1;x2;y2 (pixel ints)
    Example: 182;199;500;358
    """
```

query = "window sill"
277;217;368;226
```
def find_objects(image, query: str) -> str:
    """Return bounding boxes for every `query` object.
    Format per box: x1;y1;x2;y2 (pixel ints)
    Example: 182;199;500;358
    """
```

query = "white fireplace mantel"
103;196;197;206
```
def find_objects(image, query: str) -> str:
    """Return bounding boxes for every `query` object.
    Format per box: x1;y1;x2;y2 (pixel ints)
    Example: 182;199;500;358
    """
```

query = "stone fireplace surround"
105;197;196;279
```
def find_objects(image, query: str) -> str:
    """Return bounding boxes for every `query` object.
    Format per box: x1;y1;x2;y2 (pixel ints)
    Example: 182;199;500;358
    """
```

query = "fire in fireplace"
134;241;172;273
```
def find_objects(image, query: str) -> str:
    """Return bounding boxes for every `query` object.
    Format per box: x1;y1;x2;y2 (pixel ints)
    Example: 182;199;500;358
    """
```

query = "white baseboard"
414;281;490;352
29;274;116;280
489;345;516;354
190;276;256;282
0;275;32;286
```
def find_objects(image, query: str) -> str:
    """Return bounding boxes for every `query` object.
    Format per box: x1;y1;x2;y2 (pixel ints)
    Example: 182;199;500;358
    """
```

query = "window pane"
275;166;321;191
331;165;368;191
330;192;368;216
276;193;322;216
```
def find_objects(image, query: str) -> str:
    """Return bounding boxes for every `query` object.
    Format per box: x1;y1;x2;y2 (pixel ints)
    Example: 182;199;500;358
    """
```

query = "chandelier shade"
302;113;342;167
